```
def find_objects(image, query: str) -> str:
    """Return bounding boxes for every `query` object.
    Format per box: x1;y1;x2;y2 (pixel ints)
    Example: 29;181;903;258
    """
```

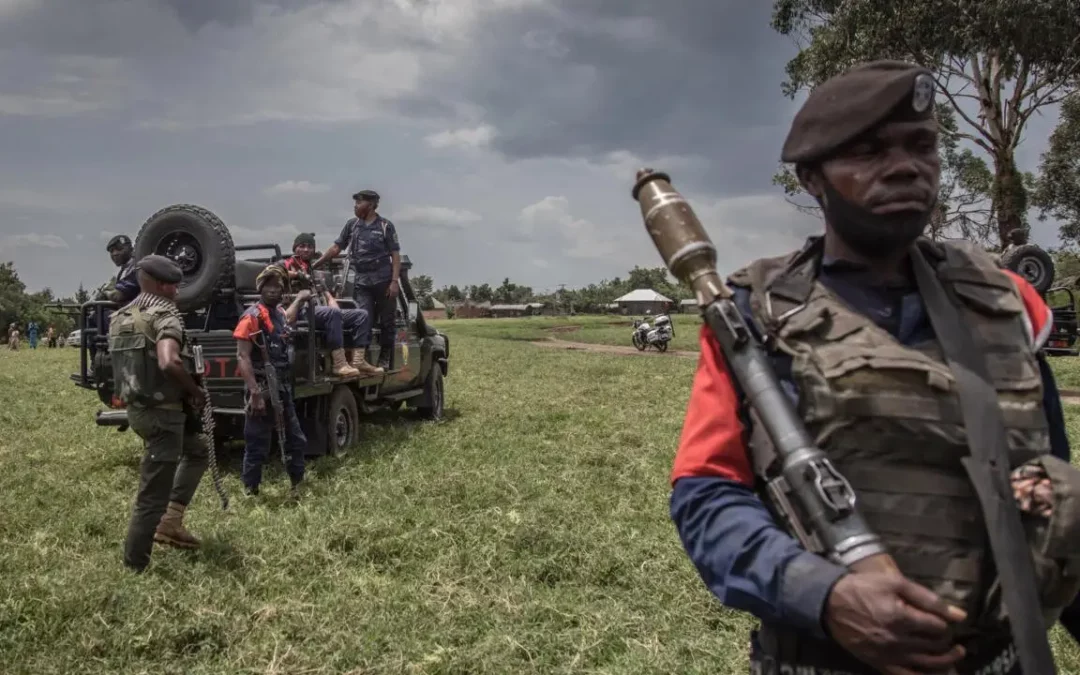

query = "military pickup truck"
69;204;449;457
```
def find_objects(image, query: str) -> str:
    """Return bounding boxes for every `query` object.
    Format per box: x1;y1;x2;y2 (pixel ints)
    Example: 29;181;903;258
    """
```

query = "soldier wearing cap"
99;234;140;305
311;189;401;373
668;61;1080;674
108;254;210;572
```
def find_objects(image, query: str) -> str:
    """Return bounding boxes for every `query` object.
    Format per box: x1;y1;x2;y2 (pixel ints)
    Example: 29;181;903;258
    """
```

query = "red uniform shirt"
671;271;1054;486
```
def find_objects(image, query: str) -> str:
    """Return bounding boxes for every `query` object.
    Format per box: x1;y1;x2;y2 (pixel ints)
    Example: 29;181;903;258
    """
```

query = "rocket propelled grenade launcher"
631;168;892;571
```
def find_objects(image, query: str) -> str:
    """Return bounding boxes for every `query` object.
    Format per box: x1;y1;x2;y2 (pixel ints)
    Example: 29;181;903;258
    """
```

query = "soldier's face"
110;245;132;266
294;243;315;261
354;199;376;218
261;280;284;305
159;282;179;300
810;119;941;214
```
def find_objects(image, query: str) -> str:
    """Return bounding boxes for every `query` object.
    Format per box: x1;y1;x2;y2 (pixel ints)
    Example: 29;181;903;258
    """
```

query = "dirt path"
532;339;1080;407
530;337;700;359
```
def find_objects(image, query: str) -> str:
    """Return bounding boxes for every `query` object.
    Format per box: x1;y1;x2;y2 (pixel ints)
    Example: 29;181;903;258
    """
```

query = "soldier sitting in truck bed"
277;232;365;379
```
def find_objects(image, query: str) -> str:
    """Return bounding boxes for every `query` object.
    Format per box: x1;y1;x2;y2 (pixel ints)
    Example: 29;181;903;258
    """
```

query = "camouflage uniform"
109;258;207;572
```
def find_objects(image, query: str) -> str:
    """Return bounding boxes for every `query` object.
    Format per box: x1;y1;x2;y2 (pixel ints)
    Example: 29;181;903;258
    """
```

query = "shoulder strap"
910;244;1056;674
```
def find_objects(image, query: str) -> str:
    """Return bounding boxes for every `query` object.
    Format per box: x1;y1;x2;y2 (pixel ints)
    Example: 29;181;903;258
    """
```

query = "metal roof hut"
614;289;673;316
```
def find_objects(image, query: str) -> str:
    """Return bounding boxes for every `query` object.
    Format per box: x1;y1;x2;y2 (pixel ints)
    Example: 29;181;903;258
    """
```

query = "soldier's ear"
796;163;824;200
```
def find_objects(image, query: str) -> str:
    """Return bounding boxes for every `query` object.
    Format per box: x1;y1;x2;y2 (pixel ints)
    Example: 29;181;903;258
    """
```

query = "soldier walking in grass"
311;189;401;373
8;323;19;350
108;255;209;572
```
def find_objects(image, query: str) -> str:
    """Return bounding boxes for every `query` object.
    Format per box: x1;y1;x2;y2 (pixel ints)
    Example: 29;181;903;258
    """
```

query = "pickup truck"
68;204;449;457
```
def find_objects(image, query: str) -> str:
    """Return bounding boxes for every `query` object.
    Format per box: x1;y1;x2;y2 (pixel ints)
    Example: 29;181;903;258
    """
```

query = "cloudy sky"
0;0;1065;296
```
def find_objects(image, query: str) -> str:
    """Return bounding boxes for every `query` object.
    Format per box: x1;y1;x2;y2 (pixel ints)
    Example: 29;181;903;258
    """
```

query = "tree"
1034;93;1080;245
74;283;90;305
770;0;1080;245
411;274;434;300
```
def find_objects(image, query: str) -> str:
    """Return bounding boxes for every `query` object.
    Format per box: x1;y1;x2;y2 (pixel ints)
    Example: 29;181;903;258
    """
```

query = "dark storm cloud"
418;1;802;194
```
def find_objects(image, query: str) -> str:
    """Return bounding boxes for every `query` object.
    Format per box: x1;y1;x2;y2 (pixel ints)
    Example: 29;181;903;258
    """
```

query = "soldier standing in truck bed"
108;254;208;572
311;189;400;373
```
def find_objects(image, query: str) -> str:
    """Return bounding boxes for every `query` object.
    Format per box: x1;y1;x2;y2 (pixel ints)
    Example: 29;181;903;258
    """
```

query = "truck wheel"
417;363;445;421
134;204;236;313
1002;244;1055;295
327;385;360;457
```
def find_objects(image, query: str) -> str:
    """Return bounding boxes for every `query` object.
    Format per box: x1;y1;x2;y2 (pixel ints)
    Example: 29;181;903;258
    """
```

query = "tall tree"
770;0;1080;245
411;274;434;300
1034;94;1080;244
74;283;90;305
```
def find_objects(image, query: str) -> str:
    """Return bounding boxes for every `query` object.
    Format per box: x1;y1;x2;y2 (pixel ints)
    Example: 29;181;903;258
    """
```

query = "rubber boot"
153;501;201;549
351;350;384;375
331;348;360;378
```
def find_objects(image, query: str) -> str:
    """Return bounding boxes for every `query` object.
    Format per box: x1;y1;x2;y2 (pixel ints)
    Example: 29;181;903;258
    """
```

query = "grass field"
2;319;1080;674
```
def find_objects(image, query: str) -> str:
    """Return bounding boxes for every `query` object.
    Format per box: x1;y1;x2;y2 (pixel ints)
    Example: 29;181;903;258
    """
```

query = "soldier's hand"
188;389;207;409
825;572;967;675
1012;464;1054;518
296;289;314;303
248;392;266;415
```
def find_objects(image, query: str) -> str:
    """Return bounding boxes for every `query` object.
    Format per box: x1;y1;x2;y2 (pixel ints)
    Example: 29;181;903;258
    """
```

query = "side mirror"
407;301;419;322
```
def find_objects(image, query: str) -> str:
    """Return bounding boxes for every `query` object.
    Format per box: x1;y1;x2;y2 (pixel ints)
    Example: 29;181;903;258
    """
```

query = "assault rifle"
250;330;290;470
631;169;894;573
190;339;229;510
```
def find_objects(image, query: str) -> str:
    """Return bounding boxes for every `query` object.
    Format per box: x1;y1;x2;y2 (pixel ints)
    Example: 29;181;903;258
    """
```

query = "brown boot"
351;350;384;375
154;501;201;549
331;348;360;378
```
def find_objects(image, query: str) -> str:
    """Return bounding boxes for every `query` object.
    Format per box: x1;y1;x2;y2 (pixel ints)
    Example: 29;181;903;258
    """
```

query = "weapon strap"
909;244;1056;674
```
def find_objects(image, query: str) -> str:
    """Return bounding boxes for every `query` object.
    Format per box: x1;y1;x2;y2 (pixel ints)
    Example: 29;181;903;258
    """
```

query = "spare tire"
134;205;235;312
1001;243;1056;295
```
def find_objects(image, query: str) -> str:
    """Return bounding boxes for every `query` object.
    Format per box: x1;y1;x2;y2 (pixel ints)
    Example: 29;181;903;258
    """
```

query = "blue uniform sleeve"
671;476;847;639
114;275;139;303
334;219;354;251
670;283;846;639
1037;352;1070;462
384;218;401;253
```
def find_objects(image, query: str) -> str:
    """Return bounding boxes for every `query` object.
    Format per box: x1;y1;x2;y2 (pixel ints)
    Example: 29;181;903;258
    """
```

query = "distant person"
107;255;209;573
7;324;19;350
311;189;400;373
27;321;38;349
45;325;57;348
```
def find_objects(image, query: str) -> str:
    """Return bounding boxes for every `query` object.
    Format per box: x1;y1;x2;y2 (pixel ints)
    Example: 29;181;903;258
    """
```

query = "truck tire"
328;385;360;458
1002;244;1055;295
416;362;445;421
134;204;235;313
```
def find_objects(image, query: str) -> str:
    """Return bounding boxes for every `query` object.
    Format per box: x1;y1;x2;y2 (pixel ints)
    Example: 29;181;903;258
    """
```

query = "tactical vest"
729;237;1053;639
107;305;187;408
243;303;292;378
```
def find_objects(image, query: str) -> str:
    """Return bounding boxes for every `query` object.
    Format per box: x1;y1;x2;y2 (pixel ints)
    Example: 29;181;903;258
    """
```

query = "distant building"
453;301;492;319
614;289;673;316
422;297;447;320
679;298;698;313
489;302;548;318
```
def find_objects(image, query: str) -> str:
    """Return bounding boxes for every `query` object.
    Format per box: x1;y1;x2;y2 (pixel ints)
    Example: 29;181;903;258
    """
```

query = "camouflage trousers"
123;405;208;571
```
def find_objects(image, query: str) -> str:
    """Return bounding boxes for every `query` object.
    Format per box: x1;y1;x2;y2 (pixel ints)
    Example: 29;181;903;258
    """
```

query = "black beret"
781;60;937;164
136;255;183;284
106;234;132;251
352;189;380;202
293;232;316;249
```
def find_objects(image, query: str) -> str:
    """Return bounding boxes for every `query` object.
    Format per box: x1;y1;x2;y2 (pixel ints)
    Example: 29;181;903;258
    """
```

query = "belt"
749;641;1020;675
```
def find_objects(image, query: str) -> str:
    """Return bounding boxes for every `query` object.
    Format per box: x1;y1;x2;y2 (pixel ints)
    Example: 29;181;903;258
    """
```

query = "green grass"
432;314;703;352
2;326;1080;674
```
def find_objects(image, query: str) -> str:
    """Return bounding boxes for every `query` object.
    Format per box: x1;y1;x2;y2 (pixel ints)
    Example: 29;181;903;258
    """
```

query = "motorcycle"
631;314;673;352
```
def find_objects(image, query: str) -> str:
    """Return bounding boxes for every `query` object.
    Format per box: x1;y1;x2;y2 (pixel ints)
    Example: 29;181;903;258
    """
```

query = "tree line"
768;0;1079;250
0;262;88;337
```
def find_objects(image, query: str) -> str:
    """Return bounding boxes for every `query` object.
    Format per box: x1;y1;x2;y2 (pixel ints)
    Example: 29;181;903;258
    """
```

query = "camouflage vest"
729;237;1054;636
107;304;187;408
